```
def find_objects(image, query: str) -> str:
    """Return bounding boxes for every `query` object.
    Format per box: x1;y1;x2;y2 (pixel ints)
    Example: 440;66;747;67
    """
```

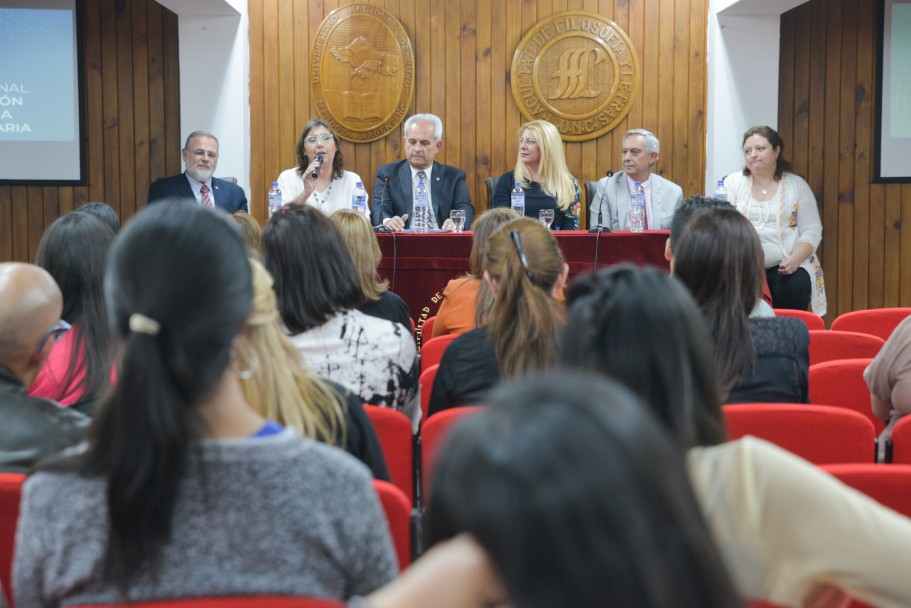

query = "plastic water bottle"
351;181;367;216
628;182;645;232
413;180;429;233
268;182;282;218
511;181;525;216
713;179;728;202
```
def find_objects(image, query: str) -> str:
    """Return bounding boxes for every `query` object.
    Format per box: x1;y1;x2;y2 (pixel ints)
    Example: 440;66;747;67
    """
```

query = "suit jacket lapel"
430;161;442;222
398;162;412;213
179;173;196;201
615;172;631;222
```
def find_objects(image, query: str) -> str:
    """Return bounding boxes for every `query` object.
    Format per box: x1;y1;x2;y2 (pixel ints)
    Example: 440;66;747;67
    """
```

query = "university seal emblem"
511;12;640;142
312;4;415;143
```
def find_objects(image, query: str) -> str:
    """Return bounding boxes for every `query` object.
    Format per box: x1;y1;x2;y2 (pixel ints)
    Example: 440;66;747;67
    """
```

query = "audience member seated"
276;119;367;215
330;209;410;330
13;202;396;605
431;208;519;338
492;119;580;230
238;258;389;480
865;315;911;457
429;218;567;415
147;131;248;212
588;128;683;230
372;113;474;232
0;263;89;473
29;212;115;413
563;266;911;607
76;201;120;234
231;210;262;251
673;208;809;403
262;205;420;427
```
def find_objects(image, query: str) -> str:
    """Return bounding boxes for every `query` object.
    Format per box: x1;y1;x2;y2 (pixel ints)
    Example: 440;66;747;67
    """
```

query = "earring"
233;339;259;380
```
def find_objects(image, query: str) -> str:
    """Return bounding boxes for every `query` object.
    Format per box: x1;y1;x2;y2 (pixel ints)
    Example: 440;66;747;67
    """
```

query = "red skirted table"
377;230;670;329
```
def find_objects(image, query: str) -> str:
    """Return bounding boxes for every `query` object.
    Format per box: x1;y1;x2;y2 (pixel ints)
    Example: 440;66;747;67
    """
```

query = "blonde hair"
237;258;346;443
485;218;564;378
231;211;262;251
513;120;576;211
330;209;388;303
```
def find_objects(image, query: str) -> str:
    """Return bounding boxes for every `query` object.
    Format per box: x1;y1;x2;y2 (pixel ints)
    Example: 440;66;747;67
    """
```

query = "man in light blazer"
371;114;474;231
147;131;248;213
589;129;683;230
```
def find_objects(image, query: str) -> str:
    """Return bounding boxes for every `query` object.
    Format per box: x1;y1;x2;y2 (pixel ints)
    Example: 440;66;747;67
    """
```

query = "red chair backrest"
807;330;884;366
363;405;413;504
773;308;825;330
76;598;345;607
372;479;411;569
420;333;459;373
808;358;883;430
0;472;25;608
421;406;484;497
723;403;876;464
889;416;911;464
421;315;436;341
419;364;440;424
821;463;911;518
831;308;911;341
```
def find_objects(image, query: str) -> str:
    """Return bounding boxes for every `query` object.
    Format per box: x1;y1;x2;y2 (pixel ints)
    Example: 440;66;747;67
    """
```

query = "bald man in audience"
0;263;90;473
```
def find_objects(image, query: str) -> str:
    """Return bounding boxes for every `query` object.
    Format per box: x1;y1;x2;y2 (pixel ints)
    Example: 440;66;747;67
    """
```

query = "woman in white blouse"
723;126;826;315
275;119;367;216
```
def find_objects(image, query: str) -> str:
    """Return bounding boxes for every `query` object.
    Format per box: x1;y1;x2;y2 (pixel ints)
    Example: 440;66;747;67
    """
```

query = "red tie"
200;184;213;208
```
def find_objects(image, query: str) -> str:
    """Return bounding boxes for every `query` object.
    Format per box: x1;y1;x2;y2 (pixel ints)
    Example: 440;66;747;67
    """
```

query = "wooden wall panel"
780;0;909;321
247;0;708;227
0;0;180;263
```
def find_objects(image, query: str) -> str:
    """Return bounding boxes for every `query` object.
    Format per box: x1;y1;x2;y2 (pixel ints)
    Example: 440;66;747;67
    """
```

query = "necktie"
200;184;213;208
414;171;437;229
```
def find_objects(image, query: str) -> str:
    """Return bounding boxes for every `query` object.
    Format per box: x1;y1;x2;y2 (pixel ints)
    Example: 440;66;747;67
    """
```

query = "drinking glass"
450;210;467;233
539;209;555;229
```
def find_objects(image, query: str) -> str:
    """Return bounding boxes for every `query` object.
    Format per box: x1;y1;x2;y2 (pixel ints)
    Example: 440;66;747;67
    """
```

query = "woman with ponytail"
14;201;396;605
428;217;567;415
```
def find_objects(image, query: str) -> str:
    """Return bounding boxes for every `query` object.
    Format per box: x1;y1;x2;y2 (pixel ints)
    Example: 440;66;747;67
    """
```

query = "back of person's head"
0;263;63;375
330;208;388;303
231;211;262;252
425;372;741;608
238;258;345;443
468;208;520;326
261;205;361;334
484;218;565;378
76;202;121;234
36;212;115;402
563;265;725;449
83;200;252;588
673;208;763;394
668;195;735;253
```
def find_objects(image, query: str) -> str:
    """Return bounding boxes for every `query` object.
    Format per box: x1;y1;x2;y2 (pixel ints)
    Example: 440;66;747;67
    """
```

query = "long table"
377;230;671;328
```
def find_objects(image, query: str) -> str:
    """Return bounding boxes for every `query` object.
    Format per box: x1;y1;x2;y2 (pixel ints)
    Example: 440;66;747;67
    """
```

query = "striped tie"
200;184;213;208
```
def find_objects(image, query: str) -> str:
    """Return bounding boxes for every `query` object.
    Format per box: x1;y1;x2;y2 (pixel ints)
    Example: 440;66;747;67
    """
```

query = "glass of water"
450;209;467;233
539;208;555;229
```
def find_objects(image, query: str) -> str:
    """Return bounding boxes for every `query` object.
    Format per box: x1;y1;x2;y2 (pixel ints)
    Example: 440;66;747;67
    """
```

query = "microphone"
310;154;323;180
588;169;614;234
373;176;391;232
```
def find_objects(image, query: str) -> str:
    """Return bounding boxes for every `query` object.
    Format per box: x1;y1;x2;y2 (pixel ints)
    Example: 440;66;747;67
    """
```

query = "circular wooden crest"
311;4;415;143
511;12;640;142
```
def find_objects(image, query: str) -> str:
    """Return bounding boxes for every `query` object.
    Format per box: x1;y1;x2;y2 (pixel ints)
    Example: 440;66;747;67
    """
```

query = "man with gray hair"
588;128;683;230
372;113;474;231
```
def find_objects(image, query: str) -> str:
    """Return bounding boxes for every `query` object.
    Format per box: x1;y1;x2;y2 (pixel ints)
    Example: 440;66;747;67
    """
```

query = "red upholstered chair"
372;479;411;569
888;416;911;464
722;404;876;464
420;333;459;373
419;364;440;424
821;463;911;517
75;598;345;607
363;405;414;504
421;315;436;341
831;308;911;341
421;406;484;496
807;330;884;366
809;358;884;431
773;308;825;330
0;472;25;608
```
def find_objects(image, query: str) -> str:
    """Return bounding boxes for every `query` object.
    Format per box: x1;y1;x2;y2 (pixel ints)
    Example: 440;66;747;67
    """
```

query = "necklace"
754;176;776;195
310;182;333;208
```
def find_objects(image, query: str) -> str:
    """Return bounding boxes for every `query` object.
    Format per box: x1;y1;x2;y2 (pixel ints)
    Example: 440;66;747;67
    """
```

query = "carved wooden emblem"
511;12;640;142
311;4;415;143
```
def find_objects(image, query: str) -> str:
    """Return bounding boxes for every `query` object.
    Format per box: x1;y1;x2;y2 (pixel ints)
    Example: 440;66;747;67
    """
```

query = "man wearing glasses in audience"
0;263;89;473
147;130;249;213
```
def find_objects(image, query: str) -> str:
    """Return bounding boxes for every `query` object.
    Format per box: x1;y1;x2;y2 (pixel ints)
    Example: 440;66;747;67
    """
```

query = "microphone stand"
373;176;392;233
589;170;613;270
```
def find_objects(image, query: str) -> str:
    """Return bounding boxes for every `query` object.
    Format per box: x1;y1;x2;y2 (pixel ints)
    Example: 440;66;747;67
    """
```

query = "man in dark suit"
147;131;248;213
371;114;474;231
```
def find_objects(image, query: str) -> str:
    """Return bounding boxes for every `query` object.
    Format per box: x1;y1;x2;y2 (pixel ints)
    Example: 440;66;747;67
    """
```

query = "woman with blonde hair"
492;120;580;230
429;218;568;414
236;258;389;479
330;209;410;329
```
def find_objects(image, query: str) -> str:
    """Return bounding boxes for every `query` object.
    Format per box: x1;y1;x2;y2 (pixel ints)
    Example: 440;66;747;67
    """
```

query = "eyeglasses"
35;319;71;354
509;230;533;280
304;134;334;144
190;149;218;159
518;138;537;146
